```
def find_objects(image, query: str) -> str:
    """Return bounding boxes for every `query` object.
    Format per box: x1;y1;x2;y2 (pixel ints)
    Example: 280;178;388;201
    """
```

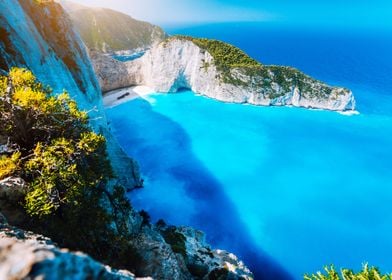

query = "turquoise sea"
106;23;392;279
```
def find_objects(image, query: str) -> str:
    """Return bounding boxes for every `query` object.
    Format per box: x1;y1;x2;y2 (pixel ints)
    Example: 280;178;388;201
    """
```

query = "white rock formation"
92;37;356;112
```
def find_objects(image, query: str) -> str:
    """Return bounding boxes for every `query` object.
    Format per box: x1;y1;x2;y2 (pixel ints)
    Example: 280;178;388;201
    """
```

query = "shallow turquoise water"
106;87;392;278
106;25;392;279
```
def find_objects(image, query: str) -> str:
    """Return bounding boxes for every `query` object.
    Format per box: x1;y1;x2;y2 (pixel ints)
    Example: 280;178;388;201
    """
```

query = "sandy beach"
103;86;155;107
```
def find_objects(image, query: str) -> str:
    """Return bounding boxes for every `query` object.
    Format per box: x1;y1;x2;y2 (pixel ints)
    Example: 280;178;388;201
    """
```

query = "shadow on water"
107;98;293;280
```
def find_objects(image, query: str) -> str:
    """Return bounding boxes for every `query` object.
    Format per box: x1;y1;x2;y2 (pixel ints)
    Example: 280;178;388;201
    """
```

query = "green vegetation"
0;68;141;271
161;226;187;258
0;152;21;179
305;264;392;280
0;68;111;217
170;36;262;86
62;1;167;52
168;36;340;99
177;36;261;69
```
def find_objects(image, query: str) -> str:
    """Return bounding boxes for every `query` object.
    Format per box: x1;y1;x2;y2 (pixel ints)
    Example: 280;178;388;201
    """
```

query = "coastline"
191;91;360;115
104;87;360;116
103;86;155;107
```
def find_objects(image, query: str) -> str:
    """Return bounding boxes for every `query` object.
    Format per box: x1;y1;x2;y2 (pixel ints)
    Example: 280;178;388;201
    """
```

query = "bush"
0;68;88;154
0;152;20;179
0;68;140;271
0;67;112;217
305;264;392;280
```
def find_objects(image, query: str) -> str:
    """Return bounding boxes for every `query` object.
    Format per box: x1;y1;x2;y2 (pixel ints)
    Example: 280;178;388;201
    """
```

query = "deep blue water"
106;23;392;279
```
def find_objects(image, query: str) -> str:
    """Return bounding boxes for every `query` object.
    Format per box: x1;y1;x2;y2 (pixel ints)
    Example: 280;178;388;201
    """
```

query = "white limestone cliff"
92;37;356;112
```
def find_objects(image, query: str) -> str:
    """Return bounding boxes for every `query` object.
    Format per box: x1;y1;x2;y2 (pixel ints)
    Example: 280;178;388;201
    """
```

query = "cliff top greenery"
171;35;262;70
167;35;340;97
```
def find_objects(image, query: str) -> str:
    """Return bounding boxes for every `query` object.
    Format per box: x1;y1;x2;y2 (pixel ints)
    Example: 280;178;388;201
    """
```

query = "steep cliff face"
59;0;167;53
93;37;355;111
0;0;140;187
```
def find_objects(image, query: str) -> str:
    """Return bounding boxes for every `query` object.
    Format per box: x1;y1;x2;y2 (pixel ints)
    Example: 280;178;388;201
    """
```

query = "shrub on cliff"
305;264;392;280
0;68;141;271
0;67;112;216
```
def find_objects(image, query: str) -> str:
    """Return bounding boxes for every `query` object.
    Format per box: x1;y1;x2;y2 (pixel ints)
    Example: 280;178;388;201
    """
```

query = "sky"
70;0;392;30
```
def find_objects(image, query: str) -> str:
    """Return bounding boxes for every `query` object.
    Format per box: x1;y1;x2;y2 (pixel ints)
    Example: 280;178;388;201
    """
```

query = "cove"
106;88;392;279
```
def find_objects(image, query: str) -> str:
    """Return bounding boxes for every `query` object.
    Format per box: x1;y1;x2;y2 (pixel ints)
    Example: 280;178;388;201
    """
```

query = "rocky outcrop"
0;178;253;279
0;177;191;279
126;223;254;280
159;225;254;280
91;50;141;94
130;226;192;279
0;177;28;226
0;224;143;280
0;182;253;280
92;37;355;112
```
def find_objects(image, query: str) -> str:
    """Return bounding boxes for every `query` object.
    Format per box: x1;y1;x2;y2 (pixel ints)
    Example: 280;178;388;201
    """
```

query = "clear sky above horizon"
70;0;392;30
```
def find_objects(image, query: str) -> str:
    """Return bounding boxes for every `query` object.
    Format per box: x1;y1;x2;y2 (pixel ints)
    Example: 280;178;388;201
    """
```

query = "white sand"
103;86;155;107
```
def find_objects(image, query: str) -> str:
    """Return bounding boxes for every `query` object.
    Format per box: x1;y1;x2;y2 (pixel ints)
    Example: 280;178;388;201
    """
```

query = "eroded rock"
0;224;148;280
158;225;254;280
